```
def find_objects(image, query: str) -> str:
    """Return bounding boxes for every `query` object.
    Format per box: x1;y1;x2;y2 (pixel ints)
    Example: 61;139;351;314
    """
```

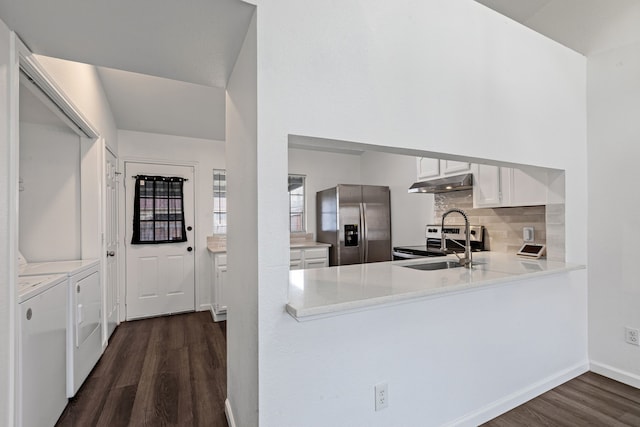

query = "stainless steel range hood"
408;173;473;193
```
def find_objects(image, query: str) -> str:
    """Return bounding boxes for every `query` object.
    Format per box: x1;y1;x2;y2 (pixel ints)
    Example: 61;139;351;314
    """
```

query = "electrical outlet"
375;382;388;411
625;327;640;346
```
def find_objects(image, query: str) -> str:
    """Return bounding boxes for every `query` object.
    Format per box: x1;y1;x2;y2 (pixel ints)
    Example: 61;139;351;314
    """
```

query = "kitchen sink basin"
403;260;463;271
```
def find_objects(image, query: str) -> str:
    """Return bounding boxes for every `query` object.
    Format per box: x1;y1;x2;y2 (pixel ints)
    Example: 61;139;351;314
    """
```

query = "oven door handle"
392;251;429;259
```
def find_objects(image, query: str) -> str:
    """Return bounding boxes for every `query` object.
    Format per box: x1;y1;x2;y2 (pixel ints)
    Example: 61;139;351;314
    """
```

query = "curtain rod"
131;175;189;181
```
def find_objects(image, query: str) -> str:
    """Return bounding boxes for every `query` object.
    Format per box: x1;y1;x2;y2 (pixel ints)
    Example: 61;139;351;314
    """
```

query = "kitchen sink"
403;260;463;271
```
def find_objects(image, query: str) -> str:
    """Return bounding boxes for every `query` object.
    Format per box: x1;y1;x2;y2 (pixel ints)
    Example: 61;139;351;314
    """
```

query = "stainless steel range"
392;225;485;260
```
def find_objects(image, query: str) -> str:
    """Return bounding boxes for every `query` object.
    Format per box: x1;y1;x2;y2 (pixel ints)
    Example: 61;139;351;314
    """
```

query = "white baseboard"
225;399;236;427
213;310;227;322
590;360;640;389
443;361;589;427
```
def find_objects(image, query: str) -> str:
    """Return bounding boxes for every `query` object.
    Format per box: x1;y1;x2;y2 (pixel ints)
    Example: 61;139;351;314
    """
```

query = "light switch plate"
523;227;534;242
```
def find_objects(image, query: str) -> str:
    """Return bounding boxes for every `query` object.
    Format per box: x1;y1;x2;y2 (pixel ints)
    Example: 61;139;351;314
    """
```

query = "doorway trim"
119;156;202;322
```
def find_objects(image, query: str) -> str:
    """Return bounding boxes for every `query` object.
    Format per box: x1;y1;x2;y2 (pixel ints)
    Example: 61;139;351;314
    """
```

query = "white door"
105;149;119;337
125;162;195;319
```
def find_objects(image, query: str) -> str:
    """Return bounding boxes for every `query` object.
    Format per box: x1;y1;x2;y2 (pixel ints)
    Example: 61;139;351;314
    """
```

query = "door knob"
107;251;115;257
187;226;193;231
187;247;193;252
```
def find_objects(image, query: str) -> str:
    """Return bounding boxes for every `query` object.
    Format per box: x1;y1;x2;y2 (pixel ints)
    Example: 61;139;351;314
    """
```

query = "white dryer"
19;259;102;397
18;274;68;427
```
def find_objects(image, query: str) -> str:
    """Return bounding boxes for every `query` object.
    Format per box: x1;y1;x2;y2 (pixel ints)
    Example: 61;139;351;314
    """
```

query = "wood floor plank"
483;372;640;426
579;372;640;405
94;385;137;427
56;312;227;427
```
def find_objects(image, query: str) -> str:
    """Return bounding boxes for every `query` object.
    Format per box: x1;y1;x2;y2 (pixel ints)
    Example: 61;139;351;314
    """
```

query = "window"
212;171;305;234
213;169;227;234
288;174;306;233
131;175;187;244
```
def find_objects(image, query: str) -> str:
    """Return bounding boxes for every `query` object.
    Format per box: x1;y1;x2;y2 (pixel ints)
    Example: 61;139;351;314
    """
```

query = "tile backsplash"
434;190;564;260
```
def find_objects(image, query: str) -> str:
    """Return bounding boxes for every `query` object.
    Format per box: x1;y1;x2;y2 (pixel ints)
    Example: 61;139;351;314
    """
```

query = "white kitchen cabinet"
416;157;440;180
211;253;227;321
290;247;329;270
441;159;471;175
416;157;471;181
508;167;548;207
472;164;547;208
472;164;509;207
290;249;303;270
302;247;329;269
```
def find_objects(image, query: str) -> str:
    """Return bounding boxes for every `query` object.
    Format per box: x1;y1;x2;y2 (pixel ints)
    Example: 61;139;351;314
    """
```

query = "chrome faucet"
440;208;473;268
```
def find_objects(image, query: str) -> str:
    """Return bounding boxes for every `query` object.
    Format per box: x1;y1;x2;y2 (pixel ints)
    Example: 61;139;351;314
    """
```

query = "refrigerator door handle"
361;202;368;263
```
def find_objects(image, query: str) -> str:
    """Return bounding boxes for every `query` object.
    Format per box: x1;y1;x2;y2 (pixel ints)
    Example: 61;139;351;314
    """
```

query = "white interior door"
105;149;119;337
125;162;195;320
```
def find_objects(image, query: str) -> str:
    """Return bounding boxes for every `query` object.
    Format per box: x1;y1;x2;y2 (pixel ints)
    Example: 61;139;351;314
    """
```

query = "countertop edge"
290;242;332;249
287;263;585;322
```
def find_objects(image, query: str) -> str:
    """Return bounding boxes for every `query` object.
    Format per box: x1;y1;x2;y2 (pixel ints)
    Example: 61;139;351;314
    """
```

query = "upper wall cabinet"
472;164;506;207
416;157;440;180
416;158;471;181
472;164;548;208
508;167;549;207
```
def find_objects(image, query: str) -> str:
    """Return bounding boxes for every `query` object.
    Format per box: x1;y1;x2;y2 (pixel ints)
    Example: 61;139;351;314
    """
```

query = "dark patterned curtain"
131;175;187;244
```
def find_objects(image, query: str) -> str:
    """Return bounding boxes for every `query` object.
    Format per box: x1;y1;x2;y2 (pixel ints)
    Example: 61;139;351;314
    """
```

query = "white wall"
118;130;224;313
19;122;82;261
360;151;434;246
587;41;640;387
250;0;588;425
225;11;258;427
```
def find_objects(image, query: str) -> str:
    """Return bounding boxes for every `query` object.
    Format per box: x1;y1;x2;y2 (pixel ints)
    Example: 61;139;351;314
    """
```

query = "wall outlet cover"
625;327;639;346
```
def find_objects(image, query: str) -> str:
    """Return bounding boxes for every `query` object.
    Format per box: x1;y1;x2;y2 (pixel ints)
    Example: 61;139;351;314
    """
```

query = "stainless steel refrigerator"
316;185;392;266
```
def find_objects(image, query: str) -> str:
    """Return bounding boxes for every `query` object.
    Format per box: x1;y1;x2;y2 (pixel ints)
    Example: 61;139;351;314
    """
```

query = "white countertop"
287;252;584;321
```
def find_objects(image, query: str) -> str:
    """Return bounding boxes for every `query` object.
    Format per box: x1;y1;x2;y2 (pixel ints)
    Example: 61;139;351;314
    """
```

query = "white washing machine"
19;259;102;397
18;274;68;427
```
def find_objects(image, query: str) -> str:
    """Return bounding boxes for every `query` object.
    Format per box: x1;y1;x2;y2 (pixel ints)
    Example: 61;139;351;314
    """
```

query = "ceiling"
474;0;640;55
0;0;255;87
96;67;226;140
4;1;640;141
0;0;254;141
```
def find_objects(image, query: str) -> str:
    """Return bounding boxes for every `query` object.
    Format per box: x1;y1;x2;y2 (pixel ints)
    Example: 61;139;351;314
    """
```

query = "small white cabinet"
417;157;470;181
290;247;329;270
416;157;440;180
472;164;547;208
441;159;471;175
290;249;303;270
211;253;227;321
509;167;548;207
472;164;507;207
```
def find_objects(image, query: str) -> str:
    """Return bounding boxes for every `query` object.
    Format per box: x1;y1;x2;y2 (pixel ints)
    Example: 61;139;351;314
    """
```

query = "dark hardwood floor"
482;371;640;426
55;312;640;427
55;311;227;427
